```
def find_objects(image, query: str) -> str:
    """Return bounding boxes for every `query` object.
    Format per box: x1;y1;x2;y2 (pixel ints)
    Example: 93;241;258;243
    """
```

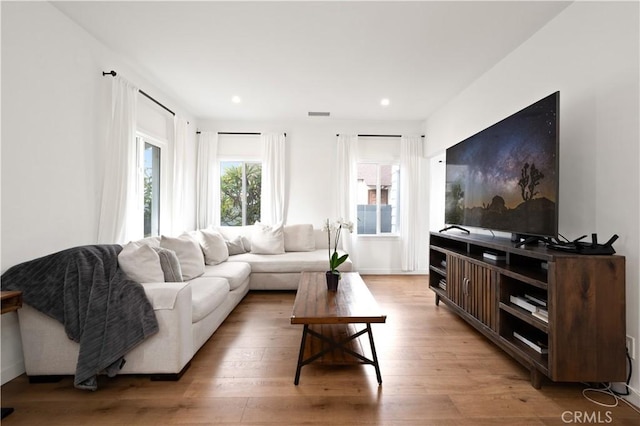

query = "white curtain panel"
97;76;139;243
400;135;423;271
171;115;189;235
196;132;219;229
336;134;359;267
260;133;286;224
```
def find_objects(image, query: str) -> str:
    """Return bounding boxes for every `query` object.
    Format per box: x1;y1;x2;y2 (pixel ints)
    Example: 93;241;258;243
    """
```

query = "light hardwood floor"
2;275;639;425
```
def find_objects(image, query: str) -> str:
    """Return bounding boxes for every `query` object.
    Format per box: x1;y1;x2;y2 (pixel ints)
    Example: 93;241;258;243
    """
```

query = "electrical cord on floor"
581;349;640;414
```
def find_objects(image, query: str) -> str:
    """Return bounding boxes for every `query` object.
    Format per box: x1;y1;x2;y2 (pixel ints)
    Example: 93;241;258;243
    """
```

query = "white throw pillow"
160;234;205;280
197;229;229;265
118;242;165;283
251;222;285;254
283;224;316;252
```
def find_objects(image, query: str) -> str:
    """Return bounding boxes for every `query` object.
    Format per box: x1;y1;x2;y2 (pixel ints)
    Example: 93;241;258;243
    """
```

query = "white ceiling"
52;1;570;121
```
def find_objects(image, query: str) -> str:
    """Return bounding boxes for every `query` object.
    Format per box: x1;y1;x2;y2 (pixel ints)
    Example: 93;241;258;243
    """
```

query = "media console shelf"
429;232;626;388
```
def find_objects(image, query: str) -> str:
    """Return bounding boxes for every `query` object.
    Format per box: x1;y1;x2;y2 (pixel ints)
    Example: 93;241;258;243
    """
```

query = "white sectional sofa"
16;223;352;384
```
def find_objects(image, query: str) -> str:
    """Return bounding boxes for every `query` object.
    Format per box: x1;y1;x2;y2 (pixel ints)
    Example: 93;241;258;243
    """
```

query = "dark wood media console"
428;232;626;388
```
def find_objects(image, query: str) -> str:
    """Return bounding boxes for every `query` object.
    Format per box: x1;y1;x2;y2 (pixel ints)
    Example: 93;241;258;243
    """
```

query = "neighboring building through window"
139;137;162;237
357;163;400;235
220;161;261;226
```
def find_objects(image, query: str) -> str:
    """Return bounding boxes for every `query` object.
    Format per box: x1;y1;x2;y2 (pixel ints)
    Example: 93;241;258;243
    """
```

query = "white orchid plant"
323;218;354;275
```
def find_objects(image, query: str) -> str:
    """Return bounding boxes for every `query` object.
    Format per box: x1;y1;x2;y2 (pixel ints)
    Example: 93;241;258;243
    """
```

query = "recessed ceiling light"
380;98;390;106
232;95;241;104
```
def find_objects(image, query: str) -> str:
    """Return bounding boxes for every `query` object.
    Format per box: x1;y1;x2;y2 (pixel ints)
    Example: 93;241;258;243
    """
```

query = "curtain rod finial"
102;70;117;77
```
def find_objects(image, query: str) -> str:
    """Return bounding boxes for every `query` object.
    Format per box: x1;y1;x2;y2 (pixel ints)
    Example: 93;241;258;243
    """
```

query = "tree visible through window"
143;141;161;237
220;161;261;226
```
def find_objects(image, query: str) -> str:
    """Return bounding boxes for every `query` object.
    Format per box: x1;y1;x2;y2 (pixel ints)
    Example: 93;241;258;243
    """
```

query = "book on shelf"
513;331;548;354
509;295;539;313
483;251;506;261
532;311;549;323
524;294;547;307
438;278;447;290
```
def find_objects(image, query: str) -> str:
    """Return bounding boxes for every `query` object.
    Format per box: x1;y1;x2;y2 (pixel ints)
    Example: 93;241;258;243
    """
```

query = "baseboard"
356;269;429;275
1;360;25;386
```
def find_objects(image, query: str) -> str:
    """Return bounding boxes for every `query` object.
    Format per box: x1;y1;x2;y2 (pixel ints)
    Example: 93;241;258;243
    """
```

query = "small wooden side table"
1;290;23;420
1;290;23;314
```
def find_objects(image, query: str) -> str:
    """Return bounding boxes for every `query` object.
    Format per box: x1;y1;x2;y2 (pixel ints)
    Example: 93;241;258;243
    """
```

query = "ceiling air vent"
308;111;330;117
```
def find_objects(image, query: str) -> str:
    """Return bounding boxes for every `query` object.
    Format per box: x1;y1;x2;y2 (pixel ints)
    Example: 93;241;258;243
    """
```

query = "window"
220;161;262;226
137;136;163;237
357;163;400;235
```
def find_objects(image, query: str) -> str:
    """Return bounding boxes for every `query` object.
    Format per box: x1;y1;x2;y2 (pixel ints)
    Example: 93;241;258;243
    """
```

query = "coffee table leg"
294;324;309;385
366;323;382;385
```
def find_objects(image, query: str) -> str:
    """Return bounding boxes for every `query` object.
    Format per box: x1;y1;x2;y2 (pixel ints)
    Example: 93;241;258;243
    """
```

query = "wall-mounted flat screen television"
444;92;559;238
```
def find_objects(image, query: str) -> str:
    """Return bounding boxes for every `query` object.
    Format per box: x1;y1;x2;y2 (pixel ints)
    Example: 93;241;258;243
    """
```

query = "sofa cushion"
251;222;285;254
284;224;316;252
202;262;251;291
189;277;230;323
227;249;351;273
197;229;229;265
160;234;205;281
226;236;248;255
137;236;161;247
217;225;254;252
118;242;165;283
152;247;183;282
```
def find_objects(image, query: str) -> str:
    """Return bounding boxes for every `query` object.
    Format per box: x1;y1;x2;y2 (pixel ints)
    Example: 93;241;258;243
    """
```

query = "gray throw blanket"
1;245;159;390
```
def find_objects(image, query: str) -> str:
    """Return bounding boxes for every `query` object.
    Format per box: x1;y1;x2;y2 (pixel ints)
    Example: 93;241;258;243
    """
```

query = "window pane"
356;163;400;235
220;161;262;226
357;163;377;234
220;161;243;226
245;163;261;226
381;164;400;234
143;142;161;237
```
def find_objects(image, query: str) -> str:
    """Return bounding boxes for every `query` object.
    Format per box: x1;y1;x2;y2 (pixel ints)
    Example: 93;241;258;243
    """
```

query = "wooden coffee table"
290;272;386;385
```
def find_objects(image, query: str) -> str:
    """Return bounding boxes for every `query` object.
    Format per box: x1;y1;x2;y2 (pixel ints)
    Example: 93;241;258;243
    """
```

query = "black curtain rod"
196;131;287;137
336;134;425;138
103;70;175;117
219;132;261;135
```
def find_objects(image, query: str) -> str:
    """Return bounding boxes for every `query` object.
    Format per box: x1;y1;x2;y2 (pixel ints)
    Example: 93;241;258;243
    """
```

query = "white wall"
424;2;640;407
198;118;428;273
1;2;198;384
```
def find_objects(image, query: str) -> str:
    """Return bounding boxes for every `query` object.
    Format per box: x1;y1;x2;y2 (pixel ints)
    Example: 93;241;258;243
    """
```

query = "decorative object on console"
483;251;506;261
323;218;354;291
547;233;618;255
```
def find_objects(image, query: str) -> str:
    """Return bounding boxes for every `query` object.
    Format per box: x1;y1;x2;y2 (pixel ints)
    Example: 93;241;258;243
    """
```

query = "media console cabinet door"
446;255;496;330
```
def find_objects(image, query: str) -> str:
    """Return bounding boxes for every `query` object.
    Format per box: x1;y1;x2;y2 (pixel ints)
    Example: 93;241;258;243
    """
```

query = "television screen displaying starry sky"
446;92;558;210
